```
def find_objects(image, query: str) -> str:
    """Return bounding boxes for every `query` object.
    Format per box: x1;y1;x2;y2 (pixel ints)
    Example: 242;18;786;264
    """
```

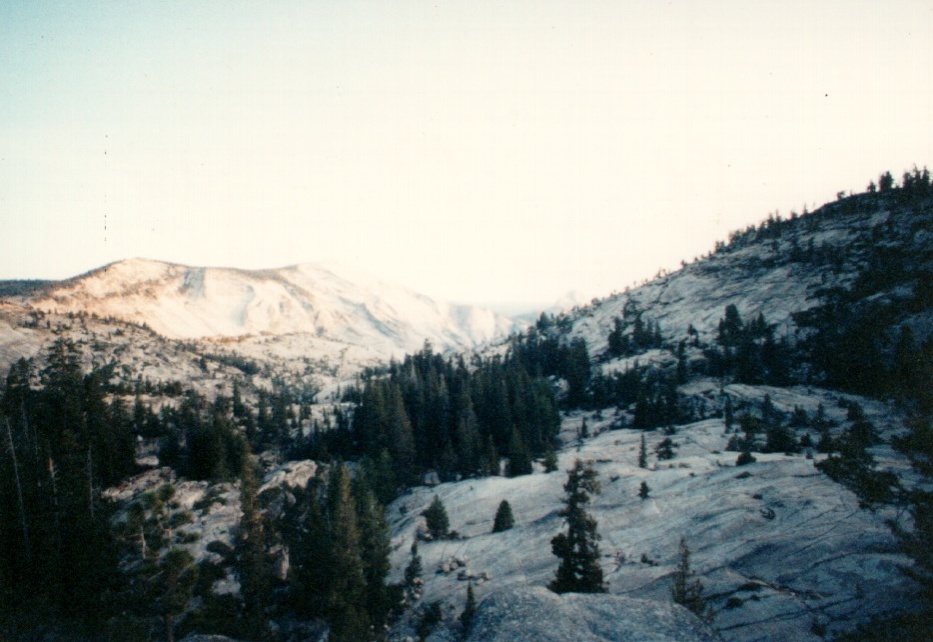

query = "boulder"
426;586;718;642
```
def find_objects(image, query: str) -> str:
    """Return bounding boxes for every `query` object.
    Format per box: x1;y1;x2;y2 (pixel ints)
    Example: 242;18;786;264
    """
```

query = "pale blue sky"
2;1;931;306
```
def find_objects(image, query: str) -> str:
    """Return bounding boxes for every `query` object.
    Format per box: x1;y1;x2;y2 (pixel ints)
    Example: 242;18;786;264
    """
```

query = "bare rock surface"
426;586;718;642
388;385;919;641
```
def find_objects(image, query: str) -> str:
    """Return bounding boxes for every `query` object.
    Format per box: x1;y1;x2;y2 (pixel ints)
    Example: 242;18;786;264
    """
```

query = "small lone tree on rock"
422;495;450;539
460;581;477;633
549;459;605;594
404;541;422;588
671;536;712;624
639;480;650;499
492;500;515;533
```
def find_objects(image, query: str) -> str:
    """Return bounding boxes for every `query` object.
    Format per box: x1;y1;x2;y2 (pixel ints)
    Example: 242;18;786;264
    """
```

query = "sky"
1;1;931;309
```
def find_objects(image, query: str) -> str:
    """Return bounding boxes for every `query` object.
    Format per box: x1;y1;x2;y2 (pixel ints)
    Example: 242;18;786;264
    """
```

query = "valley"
0;175;930;642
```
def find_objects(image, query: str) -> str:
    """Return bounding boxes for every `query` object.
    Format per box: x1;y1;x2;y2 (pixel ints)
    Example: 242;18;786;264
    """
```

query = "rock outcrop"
426;586;718;642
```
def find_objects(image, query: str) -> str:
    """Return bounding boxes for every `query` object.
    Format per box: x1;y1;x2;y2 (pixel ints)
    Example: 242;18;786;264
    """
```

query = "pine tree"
353;477;392;629
724;396;734;431
453;387;480;477
422;495;450;540
549;459;605;594
492;500;515;533
879;170;895;192
460;581;477;633
639;480;650;499
607;316;626;358
158;548;199;642
505;429;533;477
671;537;712;623
676;341;688;384
324;463;371;641
655;437;675;461
404;542;423;588
638;433;648;468
235;443;271;640
717;305;744;348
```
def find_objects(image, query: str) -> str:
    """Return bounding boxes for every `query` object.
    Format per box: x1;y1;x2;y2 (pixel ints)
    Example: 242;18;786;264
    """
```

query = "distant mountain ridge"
13;258;518;354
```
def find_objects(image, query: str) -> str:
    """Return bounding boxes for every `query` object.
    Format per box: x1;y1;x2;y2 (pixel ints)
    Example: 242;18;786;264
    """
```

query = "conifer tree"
385;384;416;484
655;437;675;461
671;537;712;623
639;480;650;499
158;548;199;642
638;433;648;468
324;463;371;641
549;460;605;594
676;341;688;384
353;476;392;629
422;495;450;540
606;316;627;357
492;500;515;533
506;429;533;477
235;443;271;640
404;542;423;588
717;305;744;348
453;387;480;477
460;581;477;633
480;435;500;477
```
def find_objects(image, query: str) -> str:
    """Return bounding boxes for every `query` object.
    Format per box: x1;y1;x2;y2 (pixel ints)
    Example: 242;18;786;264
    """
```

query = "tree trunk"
4;416;30;556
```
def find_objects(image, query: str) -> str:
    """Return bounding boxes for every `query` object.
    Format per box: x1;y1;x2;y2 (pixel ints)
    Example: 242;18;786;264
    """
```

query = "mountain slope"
385;186;931;641
386;388;918;642
25;258;516;354
562;192;930;362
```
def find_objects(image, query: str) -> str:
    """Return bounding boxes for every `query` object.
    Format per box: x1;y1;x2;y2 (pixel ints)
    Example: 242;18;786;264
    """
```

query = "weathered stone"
425;586;718;642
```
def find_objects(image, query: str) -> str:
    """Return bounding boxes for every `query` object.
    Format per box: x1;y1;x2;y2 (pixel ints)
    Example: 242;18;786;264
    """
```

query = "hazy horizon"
2;1;931;305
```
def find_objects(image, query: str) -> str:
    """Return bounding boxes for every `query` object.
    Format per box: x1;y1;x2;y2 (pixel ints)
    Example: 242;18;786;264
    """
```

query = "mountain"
0;258;521;398
0;177;930;642
23;258;516;351
380;184;931;641
561;196;929;362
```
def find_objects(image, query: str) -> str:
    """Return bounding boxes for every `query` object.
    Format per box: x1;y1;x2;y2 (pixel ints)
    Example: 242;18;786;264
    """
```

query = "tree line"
319;344;562;497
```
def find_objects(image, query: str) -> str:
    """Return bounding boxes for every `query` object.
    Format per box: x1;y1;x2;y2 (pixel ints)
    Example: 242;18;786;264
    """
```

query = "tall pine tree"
549;460;605;593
